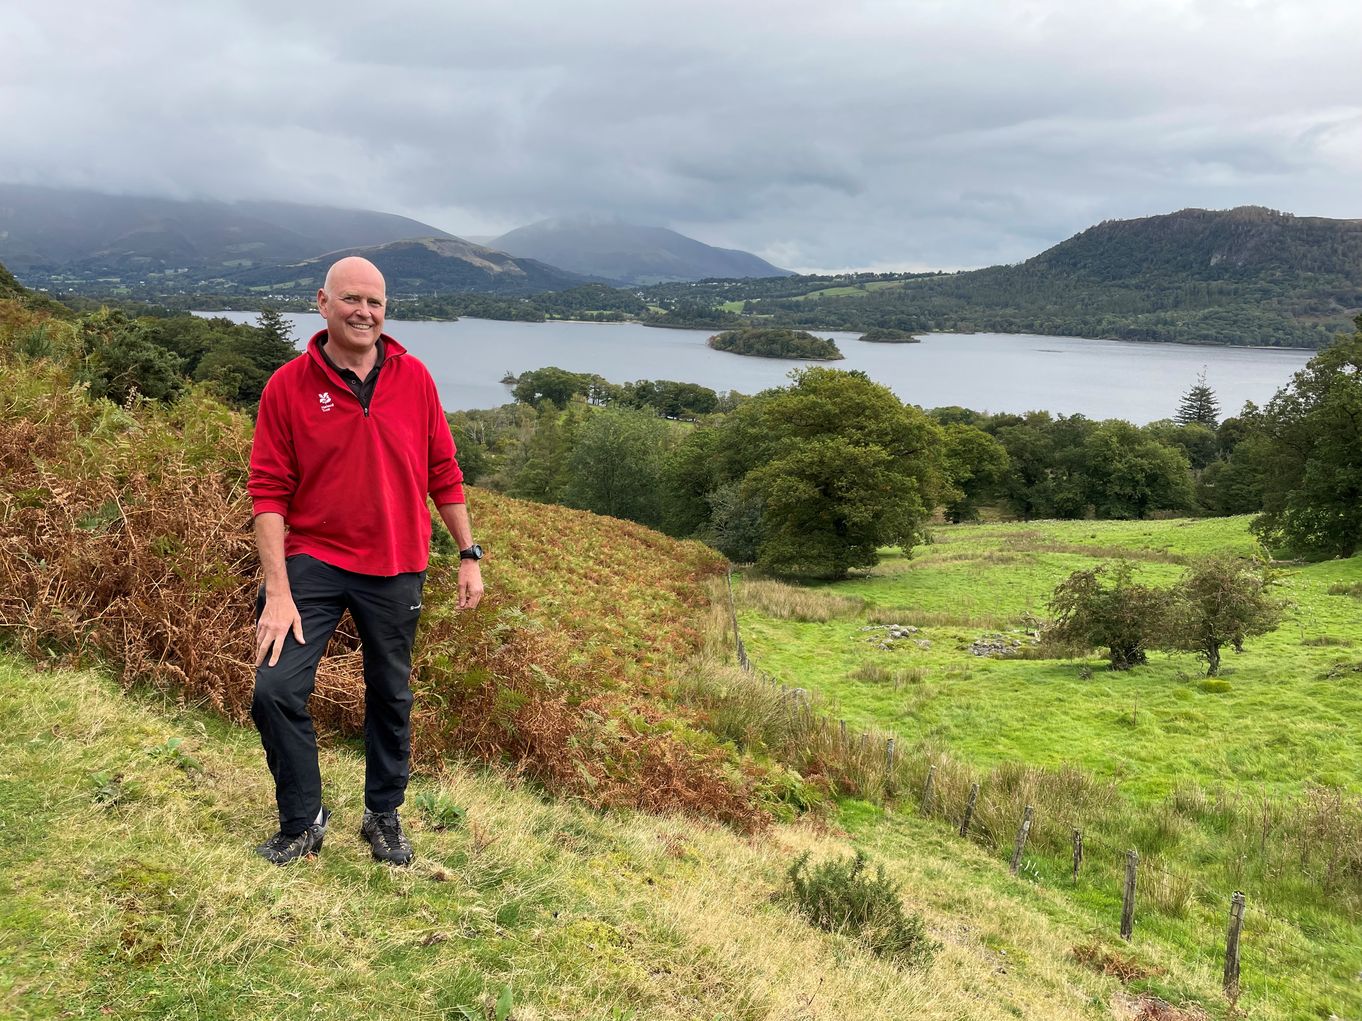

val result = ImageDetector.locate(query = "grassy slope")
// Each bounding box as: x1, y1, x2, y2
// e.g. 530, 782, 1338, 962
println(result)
2, 656, 1164, 1021
736, 516, 1362, 1019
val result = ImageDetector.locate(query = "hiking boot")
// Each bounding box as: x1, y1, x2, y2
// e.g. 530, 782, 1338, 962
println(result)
360, 808, 414, 865
256, 807, 329, 865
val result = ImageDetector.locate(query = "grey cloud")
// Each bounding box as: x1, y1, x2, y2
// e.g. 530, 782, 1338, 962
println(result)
5, 0, 1361, 270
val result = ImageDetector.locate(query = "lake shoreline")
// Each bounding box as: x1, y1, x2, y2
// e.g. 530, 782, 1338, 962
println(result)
199, 312, 1314, 422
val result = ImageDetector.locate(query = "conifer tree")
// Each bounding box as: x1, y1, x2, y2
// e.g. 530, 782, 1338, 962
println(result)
1175, 369, 1220, 428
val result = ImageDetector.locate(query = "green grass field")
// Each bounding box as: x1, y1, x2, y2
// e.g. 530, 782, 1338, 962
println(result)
791, 281, 907, 302
736, 516, 1362, 1019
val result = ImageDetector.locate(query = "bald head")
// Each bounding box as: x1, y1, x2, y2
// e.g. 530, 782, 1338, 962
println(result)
317, 256, 387, 360
322, 256, 386, 297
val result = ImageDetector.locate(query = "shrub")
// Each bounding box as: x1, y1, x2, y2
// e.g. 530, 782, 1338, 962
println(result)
780, 850, 938, 967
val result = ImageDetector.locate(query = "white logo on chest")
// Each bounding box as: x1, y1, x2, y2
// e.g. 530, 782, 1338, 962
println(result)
319, 391, 334, 412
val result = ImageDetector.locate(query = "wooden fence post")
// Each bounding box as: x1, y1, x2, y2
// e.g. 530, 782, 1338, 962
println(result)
921, 765, 937, 816
1120, 850, 1139, 941
1071, 829, 1083, 881
959, 782, 979, 837
726, 570, 750, 671
884, 737, 896, 772
838, 719, 847, 747
1224, 891, 1245, 998
1009, 806, 1033, 875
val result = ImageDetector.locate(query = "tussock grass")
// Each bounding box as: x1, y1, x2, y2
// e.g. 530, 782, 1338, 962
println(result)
736, 577, 866, 621
1302, 635, 1352, 647
1327, 581, 1362, 598
850, 662, 928, 687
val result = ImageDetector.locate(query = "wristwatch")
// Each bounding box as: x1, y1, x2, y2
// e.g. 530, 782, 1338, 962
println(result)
458, 543, 484, 561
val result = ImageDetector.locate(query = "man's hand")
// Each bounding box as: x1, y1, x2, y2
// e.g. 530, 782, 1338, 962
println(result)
256, 593, 305, 667
457, 560, 484, 610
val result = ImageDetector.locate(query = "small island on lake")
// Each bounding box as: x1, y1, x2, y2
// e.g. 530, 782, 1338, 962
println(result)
858, 327, 921, 343
707, 327, 844, 360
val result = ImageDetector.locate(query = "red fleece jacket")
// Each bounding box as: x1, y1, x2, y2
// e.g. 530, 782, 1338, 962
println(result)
248, 331, 465, 576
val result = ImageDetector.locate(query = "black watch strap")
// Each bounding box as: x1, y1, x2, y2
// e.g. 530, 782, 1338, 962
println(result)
458, 543, 484, 561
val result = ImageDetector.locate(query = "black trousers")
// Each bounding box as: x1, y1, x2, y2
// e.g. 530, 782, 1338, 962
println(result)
251, 554, 425, 835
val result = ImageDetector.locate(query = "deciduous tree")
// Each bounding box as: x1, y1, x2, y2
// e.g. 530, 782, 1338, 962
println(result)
1047, 560, 1169, 670
1251, 317, 1362, 558
1167, 556, 1283, 676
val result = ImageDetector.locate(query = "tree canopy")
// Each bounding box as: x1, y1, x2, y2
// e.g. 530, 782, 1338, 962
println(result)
1250, 316, 1362, 558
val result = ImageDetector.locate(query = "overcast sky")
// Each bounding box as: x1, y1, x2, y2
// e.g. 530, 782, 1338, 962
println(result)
5, 0, 1360, 273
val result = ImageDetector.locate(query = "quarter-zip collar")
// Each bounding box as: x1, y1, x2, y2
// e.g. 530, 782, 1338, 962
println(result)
305, 329, 406, 415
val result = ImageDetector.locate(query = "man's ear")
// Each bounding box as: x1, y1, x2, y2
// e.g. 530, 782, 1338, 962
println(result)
316, 288, 328, 314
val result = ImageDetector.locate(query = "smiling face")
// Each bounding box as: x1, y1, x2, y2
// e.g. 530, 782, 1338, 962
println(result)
317, 257, 386, 360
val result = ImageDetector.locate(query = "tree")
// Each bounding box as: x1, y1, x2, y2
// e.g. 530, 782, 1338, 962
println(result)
939, 423, 1009, 523
992, 412, 1093, 520
1251, 317, 1362, 558
744, 436, 926, 579
563, 406, 670, 525
1175, 369, 1220, 427
512, 366, 603, 408
704, 480, 764, 563
1047, 560, 1170, 670
508, 400, 582, 505
714, 368, 945, 577
658, 427, 726, 538
1167, 556, 1283, 676
1144, 419, 1218, 472
1078, 421, 1194, 519
256, 307, 296, 349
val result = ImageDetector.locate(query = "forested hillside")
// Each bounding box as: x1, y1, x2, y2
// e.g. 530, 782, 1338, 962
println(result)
645, 206, 1362, 347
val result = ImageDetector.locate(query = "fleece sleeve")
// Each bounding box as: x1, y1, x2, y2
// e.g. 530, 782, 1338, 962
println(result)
247, 375, 299, 518
426, 372, 465, 506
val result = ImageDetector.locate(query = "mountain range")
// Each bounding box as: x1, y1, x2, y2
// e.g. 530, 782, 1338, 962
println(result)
0, 186, 786, 295
488, 216, 790, 284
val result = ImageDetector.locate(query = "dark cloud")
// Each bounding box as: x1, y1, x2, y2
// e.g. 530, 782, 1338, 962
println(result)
5, 0, 1360, 271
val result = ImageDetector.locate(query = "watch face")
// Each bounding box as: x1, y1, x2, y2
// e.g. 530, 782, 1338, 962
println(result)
461, 543, 484, 560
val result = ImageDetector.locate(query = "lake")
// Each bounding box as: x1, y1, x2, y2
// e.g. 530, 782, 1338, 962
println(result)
205, 312, 1314, 424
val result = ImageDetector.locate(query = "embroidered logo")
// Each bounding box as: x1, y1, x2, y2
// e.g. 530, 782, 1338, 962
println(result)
319, 391, 334, 412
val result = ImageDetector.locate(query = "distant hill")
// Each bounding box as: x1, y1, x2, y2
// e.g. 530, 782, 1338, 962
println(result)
0, 184, 461, 294
1029, 205, 1362, 282
489, 216, 791, 285
232, 236, 590, 296
647, 206, 1362, 348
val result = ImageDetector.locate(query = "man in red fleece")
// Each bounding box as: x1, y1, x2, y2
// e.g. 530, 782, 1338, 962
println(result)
247, 256, 484, 866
